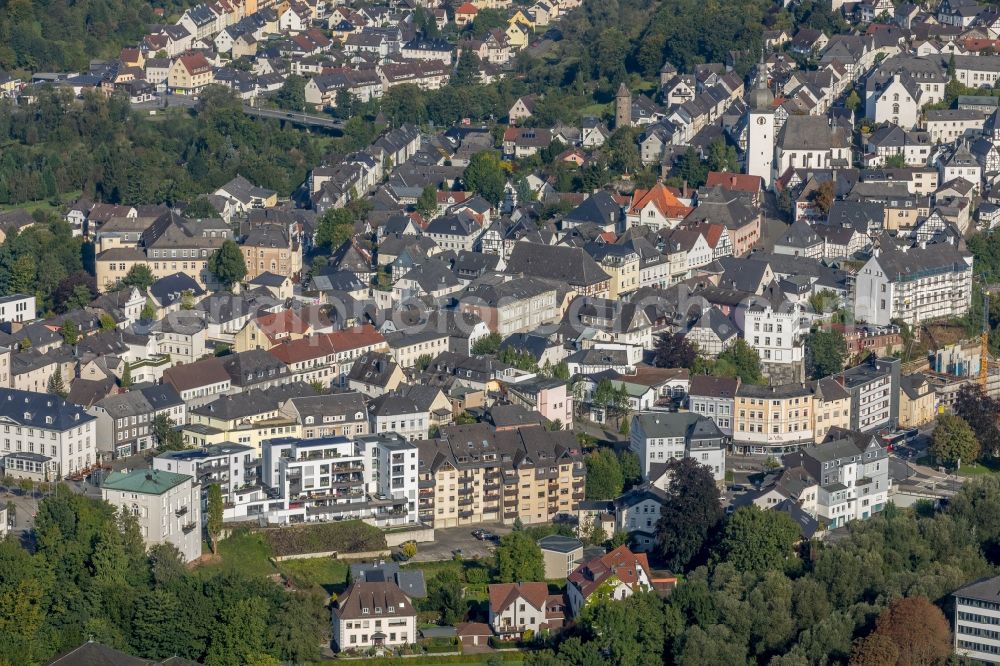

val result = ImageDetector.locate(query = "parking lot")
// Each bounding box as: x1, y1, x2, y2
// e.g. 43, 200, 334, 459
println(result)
408, 523, 512, 563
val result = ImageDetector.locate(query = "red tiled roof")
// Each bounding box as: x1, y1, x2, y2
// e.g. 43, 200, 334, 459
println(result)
254, 310, 311, 341
488, 582, 549, 614
567, 545, 651, 600
629, 183, 693, 219
178, 52, 212, 75
269, 335, 334, 365
323, 324, 386, 352
456, 2, 479, 14
705, 172, 763, 194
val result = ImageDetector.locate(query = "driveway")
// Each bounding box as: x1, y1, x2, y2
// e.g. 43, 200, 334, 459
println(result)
407, 523, 512, 563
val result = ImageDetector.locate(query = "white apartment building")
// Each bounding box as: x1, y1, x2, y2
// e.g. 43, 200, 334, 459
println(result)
0, 294, 34, 324
629, 412, 728, 482
840, 356, 901, 433
153, 442, 257, 515
256, 434, 417, 525
924, 108, 989, 143
954, 575, 1000, 663
101, 468, 203, 563
0, 389, 97, 479
735, 290, 807, 366
853, 236, 973, 328
687, 375, 739, 437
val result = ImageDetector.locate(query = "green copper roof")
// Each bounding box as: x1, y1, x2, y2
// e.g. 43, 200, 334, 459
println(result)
102, 469, 191, 495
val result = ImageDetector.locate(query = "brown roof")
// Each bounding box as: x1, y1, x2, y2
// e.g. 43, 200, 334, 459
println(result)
269, 335, 335, 365
177, 52, 212, 75
488, 582, 548, 614
456, 621, 491, 637
567, 545, 651, 600
162, 357, 230, 392
629, 183, 693, 219
324, 324, 386, 352
705, 172, 763, 194
334, 581, 416, 621
689, 374, 739, 398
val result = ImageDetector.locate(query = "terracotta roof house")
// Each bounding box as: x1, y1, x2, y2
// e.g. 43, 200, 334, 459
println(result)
566, 545, 653, 617
332, 580, 416, 652
488, 582, 565, 638
626, 183, 694, 230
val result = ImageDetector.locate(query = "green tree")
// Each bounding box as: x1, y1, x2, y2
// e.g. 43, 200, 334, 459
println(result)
845, 89, 861, 112
315, 208, 355, 250
713, 506, 800, 573
495, 531, 545, 582
208, 240, 248, 290
141, 297, 156, 321
46, 367, 67, 398
931, 414, 980, 468
416, 184, 438, 217
121, 264, 155, 290
471, 331, 502, 355
120, 361, 132, 388
463, 151, 507, 206
60, 319, 79, 345
425, 569, 464, 625
152, 413, 184, 452
804, 329, 848, 379
415, 353, 433, 371
585, 448, 624, 500
99, 313, 117, 330
716, 339, 763, 384
204, 597, 272, 666
605, 127, 640, 175
206, 483, 223, 555
184, 196, 220, 219
655, 457, 723, 571
453, 48, 481, 87
274, 74, 307, 112
619, 450, 642, 490
180, 289, 195, 310
883, 152, 907, 169
706, 139, 738, 173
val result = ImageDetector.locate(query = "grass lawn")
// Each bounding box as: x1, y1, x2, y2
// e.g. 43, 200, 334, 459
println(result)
956, 459, 1000, 477
0, 190, 82, 215
196, 531, 349, 594
577, 102, 609, 117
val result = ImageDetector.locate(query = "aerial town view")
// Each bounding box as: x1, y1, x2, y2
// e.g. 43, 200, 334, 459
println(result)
8, 0, 1000, 663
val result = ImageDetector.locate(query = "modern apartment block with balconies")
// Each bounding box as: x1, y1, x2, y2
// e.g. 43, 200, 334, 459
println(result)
254, 434, 418, 526
416, 423, 585, 529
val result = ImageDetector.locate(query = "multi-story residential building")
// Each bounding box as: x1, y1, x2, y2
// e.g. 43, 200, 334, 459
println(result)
459, 277, 560, 336
503, 377, 574, 430
505, 244, 611, 298
838, 355, 900, 433
954, 574, 1000, 663
256, 434, 417, 525
732, 382, 816, 456
488, 582, 563, 639
629, 412, 728, 482
153, 442, 257, 516
783, 429, 891, 527
853, 235, 973, 327
614, 484, 668, 552
347, 352, 407, 397
101, 468, 202, 562
734, 285, 808, 382
416, 423, 585, 528
88, 385, 186, 459
279, 393, 370, 439
270, 326, 389, 388
162, 357, 234, 407
924, 108, 989, 144
566, 546, 653, 617
687, 375, 739, 436
811, 376, 852, 443
167, 52, 214, 95
367, 392, 429, 441
899, 373, 936, 428
585, 243, 640, 299
240, 225, 302, 281
0, 294, 34, 323
0, 389, 97, 479
332, 580, 416, 652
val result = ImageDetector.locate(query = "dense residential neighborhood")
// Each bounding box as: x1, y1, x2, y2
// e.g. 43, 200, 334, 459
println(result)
8, 0, 1000, 663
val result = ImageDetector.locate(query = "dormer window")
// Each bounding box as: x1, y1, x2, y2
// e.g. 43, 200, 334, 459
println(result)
362, 608, 369, 615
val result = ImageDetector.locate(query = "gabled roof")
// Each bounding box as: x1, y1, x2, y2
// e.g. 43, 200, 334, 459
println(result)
567, 545, 650, 600
488, 582, 548, 613
629, 183, 693, 219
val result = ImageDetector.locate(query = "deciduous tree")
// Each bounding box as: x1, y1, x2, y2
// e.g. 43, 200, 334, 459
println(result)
804, 329, 848, 379
653, 332, 697, 369
208, 240, 247, 290
495, 531, 544, 583
206, 484, 223, 555
584, 448, 624, 500
655, 457, 723, 571
931, 414, 980, 468
713, 506, 800, 573
463, 151, 507, 206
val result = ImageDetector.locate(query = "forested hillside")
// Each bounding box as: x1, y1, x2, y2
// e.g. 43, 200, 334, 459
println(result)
0, 0, 155, 72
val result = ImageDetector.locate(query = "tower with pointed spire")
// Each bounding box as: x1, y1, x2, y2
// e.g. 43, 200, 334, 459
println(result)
746, 58, 775, 188
615, 83, 632, 130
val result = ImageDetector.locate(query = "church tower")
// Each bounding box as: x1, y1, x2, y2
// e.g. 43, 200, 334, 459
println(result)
615, 83, 632, 130
746, 61, 775, 188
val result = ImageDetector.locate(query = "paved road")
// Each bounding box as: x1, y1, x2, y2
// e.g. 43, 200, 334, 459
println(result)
132, 96, 343, 131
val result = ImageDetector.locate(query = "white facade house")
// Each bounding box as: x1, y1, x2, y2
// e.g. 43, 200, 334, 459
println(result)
0, 294, 34, 324
153, 442, 256, 516
101, 468, 203, 563
629, 412, 727, 482
488, 582, 551, 638
853, 236, 973, 327
332, 581, 417, 652
865, 74, 921, 129
734, 290, 808, 368
775, 115, 852, 175
0, 389, 98, 479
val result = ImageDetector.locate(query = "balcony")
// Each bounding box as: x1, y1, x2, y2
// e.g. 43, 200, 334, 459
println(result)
175, 506, 188, 517
458, 497, 474, 507
182, 522, 197, 534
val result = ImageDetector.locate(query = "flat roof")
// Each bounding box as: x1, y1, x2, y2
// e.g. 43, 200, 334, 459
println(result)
102, 468, 192, 495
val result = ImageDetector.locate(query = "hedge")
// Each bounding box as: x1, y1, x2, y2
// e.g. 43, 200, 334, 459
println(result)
263, 520, 387, 557
337, 653, 526, 665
